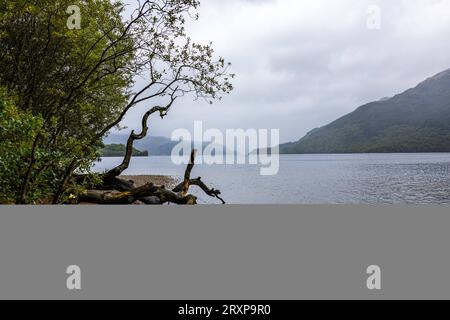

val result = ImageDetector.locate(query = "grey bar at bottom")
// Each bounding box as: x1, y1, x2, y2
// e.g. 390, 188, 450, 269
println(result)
0, 205, 448, 300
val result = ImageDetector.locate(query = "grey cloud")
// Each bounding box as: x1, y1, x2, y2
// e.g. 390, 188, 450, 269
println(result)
120, 0, 450, 143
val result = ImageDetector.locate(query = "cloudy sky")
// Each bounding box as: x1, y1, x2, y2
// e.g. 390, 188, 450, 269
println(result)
120, 0, 450, 143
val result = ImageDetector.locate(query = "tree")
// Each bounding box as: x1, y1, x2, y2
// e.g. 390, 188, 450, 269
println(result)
0, 0, 233, 204
0, 87, 45, 203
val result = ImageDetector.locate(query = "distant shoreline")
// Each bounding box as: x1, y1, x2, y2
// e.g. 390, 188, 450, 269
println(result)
279, 151, 450, 155
252, 150, 450, 156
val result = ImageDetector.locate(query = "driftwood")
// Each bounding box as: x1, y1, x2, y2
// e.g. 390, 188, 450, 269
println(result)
172, 177, 225, 204
171, 149, 225, 204
80, 183, 198, 205
79, 149, 224, 205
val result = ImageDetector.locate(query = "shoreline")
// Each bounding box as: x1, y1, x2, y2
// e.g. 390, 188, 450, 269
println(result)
119, 175, 178, 189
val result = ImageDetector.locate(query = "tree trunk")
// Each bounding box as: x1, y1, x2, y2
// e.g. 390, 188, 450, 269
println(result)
79, 150, 225, 205
80, 183, 197, 205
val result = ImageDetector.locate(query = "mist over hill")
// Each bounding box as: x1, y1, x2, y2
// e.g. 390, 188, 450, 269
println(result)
280, 69, 450, 154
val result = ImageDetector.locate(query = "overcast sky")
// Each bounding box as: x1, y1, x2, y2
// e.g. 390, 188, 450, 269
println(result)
120, 0, 450, 143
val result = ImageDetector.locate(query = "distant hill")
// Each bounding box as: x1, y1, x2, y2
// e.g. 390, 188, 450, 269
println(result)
280, 69, 450, 154
100, 144, 148, 157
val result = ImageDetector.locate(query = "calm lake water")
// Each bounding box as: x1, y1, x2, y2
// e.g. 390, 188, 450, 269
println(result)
93, 154, 450, 204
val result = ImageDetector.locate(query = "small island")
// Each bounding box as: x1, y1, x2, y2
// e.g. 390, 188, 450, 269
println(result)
100, 144, 149, 158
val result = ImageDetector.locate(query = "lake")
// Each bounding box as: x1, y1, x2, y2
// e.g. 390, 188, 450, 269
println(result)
93, 153, 450, 204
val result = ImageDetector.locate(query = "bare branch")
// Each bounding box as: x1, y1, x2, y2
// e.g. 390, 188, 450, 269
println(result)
104, 94, 177, 180
172, 149, 226, 204
179, 149, 197, 197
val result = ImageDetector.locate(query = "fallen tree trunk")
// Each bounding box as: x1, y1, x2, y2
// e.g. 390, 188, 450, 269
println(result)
80, 183, 197, 205
79, 150, 225, 205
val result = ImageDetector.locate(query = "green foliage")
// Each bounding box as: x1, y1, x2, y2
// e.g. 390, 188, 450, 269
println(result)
0, 1, 233, 203
100, 144, 149, 157
0, 0, 132, 203
0, 88, 44, 203
0, 87, 104, 203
